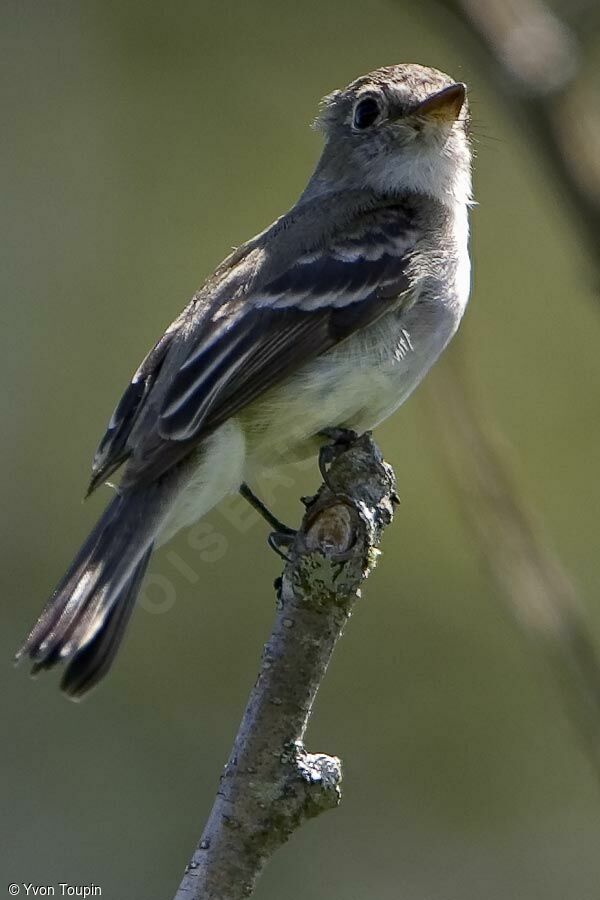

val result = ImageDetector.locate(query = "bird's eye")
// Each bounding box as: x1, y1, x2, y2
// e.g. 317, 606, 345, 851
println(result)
352, 96, 381, 130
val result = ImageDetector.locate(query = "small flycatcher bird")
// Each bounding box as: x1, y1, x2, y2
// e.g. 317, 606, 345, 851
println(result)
17, 63, 473, 697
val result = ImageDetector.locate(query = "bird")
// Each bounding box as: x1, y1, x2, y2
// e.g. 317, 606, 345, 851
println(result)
16, 63, 473, 698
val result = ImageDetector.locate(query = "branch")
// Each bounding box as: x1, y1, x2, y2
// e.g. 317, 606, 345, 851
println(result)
425, 354, 600, 779
173, 433, 397, 900
421, 0, 600, 776
434, 0, 600, 273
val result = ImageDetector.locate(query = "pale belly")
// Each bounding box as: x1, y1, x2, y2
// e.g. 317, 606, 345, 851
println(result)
242, 299, 459, 474
160, 298, 461, 542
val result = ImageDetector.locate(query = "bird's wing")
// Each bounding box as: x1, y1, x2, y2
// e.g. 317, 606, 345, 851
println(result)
159, 207, 417, 441
88, 312, 187, 494
92, 203, 419, 489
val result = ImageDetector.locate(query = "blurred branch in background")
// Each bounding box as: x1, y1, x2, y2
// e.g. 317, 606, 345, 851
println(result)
427, 356, 600, 779
174, 435, 396, 900
434, 0, 600, 272
423, 0, 600, 775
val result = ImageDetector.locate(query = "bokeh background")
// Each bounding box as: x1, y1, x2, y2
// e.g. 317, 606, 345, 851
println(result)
3, 2, 600, 898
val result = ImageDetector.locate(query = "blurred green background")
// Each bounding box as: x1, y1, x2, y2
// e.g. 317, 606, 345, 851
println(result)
3, 1, 600, 898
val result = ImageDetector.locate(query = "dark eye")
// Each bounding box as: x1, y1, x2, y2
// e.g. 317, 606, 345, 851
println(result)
353, 96, 381, 130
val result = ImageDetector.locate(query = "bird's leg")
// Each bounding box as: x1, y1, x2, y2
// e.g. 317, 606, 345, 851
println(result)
239, 482, 296, 560
241, 429, 360, 560
239, 482, 294, 534
318, 427, 360, 488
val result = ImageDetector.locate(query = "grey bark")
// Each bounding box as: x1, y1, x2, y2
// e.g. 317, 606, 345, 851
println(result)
173, 433, 397, 900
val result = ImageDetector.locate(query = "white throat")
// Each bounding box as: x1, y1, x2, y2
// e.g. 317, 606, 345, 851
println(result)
365, 140, 473, 209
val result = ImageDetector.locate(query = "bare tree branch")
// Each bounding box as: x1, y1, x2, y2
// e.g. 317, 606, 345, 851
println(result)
416, 0, 600, 777
174, 434, 397, 900
426, 356, 600, 778
174, 6, 600, 890
435, 0, 600, 271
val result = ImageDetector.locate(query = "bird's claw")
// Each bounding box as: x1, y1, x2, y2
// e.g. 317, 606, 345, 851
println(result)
318, 427, 361, 488
268, 528, 296, 561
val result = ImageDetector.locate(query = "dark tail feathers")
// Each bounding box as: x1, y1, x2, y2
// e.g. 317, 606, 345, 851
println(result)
17, 488, 161, 698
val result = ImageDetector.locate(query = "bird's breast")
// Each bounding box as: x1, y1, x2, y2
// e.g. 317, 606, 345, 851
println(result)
242, 294, 459, 475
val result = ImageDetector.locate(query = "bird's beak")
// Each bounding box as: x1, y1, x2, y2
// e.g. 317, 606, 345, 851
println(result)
414, 83, 466, 123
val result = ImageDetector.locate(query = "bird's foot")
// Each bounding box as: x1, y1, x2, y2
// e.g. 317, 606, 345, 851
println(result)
318, 427, 361, 489
267, 527, 296, 562
239, 482, 297, 558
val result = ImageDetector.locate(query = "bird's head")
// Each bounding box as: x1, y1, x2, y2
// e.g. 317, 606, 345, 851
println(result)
310, 63, 472, 208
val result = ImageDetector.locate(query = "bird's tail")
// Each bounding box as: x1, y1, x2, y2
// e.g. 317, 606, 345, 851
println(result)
16, 485, 168, 698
